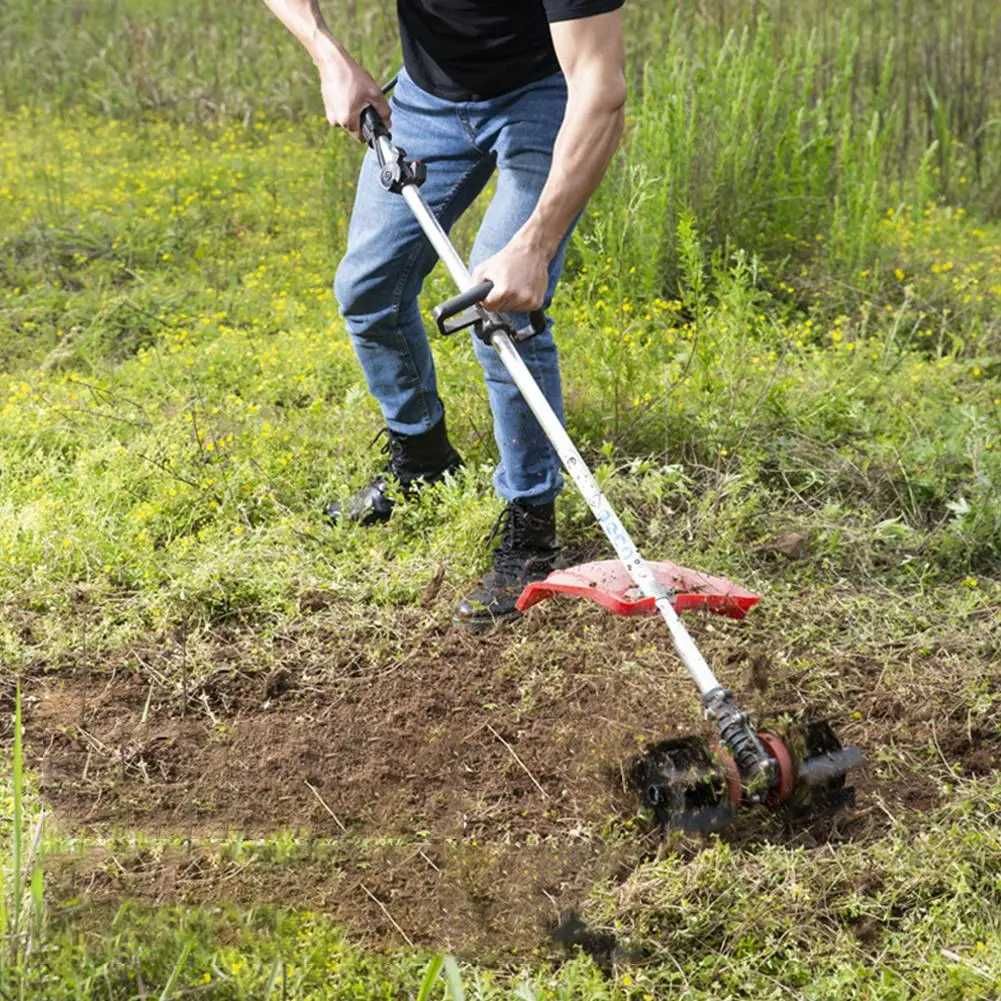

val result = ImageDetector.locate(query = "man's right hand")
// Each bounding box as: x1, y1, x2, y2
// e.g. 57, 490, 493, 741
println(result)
317, 55, 391, 142
262, 0, 390, 142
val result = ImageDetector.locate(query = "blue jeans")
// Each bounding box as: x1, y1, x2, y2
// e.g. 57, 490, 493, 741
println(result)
334, 67, 572, 506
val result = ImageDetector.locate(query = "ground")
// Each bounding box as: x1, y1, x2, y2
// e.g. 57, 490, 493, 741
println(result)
15, 581, 1001, 974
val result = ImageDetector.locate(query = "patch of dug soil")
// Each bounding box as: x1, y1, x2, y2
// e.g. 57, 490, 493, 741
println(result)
29, 619, 695, 842
26, 612, 716, 952
18, 607, 936, 952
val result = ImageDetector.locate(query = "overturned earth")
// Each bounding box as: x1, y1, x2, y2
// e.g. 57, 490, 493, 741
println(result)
13, 593, 995, 957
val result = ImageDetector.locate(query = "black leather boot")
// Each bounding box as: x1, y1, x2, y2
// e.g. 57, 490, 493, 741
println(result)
325, 415, 462, 526
454, 500, 560, 628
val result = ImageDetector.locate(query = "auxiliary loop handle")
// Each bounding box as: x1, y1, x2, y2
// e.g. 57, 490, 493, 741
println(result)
433, 281, 547, 339
433, 281, 495, 324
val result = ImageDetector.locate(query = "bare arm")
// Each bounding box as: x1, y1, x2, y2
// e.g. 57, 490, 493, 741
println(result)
262, 0, 390, 140
476, 10, 626, 311
522, 12, 626, 265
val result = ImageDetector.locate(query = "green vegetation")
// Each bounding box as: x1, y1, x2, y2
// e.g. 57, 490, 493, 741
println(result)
1, 0, 999, 997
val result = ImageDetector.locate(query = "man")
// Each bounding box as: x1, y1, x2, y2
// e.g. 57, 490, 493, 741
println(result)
264, 0, 626, 627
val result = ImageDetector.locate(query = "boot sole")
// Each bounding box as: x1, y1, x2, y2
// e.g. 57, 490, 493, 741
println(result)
452, 608, 522, 634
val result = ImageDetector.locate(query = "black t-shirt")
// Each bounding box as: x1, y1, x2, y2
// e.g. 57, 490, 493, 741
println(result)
397, 0, 624, 101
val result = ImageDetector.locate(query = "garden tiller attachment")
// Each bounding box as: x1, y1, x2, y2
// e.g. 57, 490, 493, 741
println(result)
359, 106, 862, 831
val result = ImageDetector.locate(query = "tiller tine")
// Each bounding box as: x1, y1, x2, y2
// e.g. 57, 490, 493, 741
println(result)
765, 717, 863, 815
630, 736, 740, 834
632, 718, 862, 832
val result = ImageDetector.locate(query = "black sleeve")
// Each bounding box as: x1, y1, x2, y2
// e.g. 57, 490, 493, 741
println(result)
543, 0, 624, 24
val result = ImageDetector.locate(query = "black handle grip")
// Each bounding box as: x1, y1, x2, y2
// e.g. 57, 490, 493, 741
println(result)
433, 281, 495, 325
433, 281, 547, 339
527, 309, 546, 336
360, 105, 389, 146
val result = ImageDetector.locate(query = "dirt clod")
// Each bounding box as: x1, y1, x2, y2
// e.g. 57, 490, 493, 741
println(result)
758, 532, 810, 560
263, 667, 293, 700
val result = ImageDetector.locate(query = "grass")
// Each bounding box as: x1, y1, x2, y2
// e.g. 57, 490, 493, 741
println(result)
2, 789, 999, 997
0, 116, 996, 663
2, 686, 47, 993
1, 0, 1000, 997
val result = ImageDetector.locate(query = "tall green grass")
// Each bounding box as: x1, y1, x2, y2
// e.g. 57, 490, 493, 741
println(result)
0, 0, 399, 124
1, 0, 997, 306
417, 954, 466, 1001
577, 8, 1000, 298
1, 686, 46, 994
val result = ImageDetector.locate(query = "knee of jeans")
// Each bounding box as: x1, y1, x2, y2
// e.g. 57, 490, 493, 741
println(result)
333, 257, 362, 321
334, 254, 391, 328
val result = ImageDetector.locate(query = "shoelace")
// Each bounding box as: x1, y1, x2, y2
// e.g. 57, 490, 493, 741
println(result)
486, 504, 551, 575
368, 427, 405, 470
486, 504, 514, 547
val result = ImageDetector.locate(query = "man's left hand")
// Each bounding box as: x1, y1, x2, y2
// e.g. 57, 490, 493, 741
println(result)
473, 238, 549, 313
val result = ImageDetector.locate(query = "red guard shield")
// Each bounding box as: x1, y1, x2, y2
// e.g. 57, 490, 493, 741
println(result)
516, 559, 760, 619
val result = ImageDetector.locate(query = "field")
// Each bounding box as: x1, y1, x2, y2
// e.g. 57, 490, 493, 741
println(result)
1, 0, 1000, 997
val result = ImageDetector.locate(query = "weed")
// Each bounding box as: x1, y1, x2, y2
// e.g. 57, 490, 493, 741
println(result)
1, 686, 46, 994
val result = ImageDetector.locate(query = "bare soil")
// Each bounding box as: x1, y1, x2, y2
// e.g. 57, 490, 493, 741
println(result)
17, 602, 998, 954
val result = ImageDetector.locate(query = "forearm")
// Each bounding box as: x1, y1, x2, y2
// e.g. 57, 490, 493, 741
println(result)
262, 0, 345, 69
517, 77, 626, 261
262, 0, 390, 138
